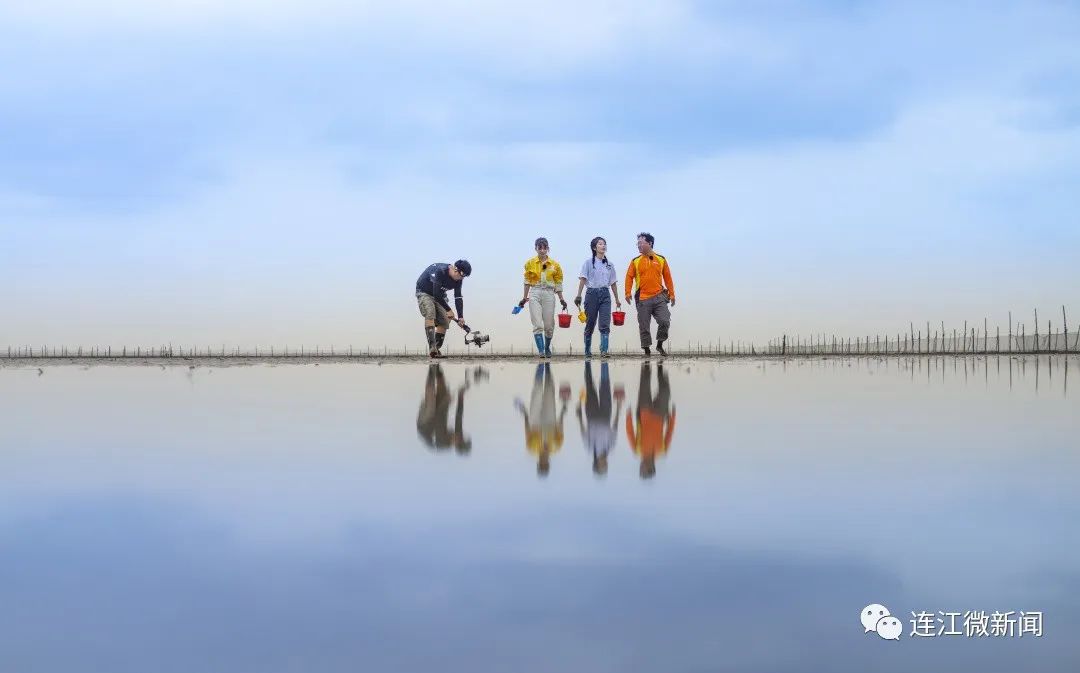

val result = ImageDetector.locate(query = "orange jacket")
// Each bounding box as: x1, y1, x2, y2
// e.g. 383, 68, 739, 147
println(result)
626, 408, 676, 459
625, 253, 674, 302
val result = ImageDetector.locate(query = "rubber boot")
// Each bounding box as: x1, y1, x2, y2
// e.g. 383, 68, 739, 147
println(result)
584, 335, 593, 358
534, 334, 546, 355
426, 327, 440, 358
600, 333, 609, 357
656, 340, 667, 356
544, 336, 553, 358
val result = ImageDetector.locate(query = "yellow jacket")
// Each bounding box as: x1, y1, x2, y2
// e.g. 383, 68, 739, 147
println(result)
526, 428, 564, 455
524, 256, 564, 291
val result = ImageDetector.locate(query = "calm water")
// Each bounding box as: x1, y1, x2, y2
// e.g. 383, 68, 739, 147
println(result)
1, 356, 1077, 672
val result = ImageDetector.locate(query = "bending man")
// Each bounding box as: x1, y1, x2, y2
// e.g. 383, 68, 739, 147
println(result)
415, 259, 472, 358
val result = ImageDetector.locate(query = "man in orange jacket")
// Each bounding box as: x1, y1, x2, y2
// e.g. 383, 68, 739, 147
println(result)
624, 232, 675, 356
626, 362, 676, 479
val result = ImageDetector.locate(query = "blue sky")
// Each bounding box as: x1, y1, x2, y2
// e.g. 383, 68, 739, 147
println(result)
2, 0, 1078, 350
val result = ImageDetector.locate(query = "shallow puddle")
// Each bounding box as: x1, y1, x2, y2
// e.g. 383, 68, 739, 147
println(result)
1, 356, 1077, 672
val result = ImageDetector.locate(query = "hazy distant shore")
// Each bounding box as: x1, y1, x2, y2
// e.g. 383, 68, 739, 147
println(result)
2, 352, 1076, 369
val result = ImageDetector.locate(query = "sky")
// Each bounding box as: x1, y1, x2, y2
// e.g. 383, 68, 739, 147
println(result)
1, 0, 1078, 352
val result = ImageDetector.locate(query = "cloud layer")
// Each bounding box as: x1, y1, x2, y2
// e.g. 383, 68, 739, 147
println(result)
1, 1, 1078, 348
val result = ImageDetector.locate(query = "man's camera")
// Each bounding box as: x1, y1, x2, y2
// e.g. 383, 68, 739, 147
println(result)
465, 330, 490, 348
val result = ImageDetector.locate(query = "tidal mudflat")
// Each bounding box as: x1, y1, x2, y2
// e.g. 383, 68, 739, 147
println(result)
1, 356, 1076, 672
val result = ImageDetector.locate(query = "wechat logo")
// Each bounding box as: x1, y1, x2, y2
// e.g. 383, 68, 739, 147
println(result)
862, 604, 902, 641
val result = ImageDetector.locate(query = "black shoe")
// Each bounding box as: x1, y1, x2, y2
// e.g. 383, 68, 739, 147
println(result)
657, 342, 667, 356
643, 347, 651, 356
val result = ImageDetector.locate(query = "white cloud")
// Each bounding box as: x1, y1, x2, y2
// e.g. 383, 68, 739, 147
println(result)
3, 1, 1079, 348
0, 0, 699, 70
3, 92, 1077, 348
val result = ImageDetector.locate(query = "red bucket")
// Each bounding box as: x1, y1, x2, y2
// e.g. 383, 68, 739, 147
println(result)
612, 311, 626, 326
558, 312, 572, 328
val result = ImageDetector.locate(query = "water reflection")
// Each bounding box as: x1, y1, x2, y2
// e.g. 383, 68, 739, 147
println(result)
899, 354, 1070, 397
412, 356, 1072, 478
416, 364, 474, 454
2, 357, 1077, 673
780, 354, 1072, 398
418, 361, 684, 479
627, 362, 677, 480
514, 363, 569, 477
574, 362, 625, 477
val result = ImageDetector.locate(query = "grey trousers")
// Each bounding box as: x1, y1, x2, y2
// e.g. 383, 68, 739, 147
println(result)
636, 291, 671, 348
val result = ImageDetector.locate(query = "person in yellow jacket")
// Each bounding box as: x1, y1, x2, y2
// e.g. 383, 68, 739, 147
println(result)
624, 232, 675, 356
514, 363, 568, 477
518, 237, 568, 357
626, 362, 676, 479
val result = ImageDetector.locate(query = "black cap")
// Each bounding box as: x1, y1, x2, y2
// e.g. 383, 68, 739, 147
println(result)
454, 259, 472, 277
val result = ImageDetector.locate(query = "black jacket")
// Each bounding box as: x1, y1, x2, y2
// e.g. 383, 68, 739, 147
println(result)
415, 263, 464, 317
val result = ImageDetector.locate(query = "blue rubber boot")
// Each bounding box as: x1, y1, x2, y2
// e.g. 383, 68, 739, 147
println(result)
584, 335, 592, 358
533, 334, 546, 355
544, 336, 553, 358
600, 333, 609, 357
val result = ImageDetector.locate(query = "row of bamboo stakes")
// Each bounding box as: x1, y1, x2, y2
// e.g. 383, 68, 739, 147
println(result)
3, 307, 1076, 359
770, 307, 1075, 356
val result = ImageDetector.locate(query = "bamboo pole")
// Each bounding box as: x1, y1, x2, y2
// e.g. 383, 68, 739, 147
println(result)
1034, 309, 1039, 353
1065, 306, 1070, 353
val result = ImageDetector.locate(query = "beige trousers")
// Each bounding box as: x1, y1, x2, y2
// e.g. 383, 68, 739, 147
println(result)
528, 286, 557, 338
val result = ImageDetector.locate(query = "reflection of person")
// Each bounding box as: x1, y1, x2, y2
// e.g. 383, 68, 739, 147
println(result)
515, 363, 568, 476
576, 361, 624, 476
573, 236, 622, 358
415, 259, 472, 358
518, 237, 568, 357
625, 232, 675, 356
416, 364, 472, 454
626, 362, 676, 479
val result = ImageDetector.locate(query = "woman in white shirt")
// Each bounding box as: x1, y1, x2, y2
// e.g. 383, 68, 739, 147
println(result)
576, 361, 623, 476
573, 237, 622, 357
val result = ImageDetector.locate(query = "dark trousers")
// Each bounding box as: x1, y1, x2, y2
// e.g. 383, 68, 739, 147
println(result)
637, 362, 671, 416
584, 361, 612, 421
636, 291, 671, 348
584, 287, 611, 337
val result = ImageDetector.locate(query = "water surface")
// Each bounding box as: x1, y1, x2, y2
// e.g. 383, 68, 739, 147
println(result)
1, 356, 1077, 672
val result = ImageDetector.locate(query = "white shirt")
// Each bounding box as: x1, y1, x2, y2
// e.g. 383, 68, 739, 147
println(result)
578, 258, 617, 289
